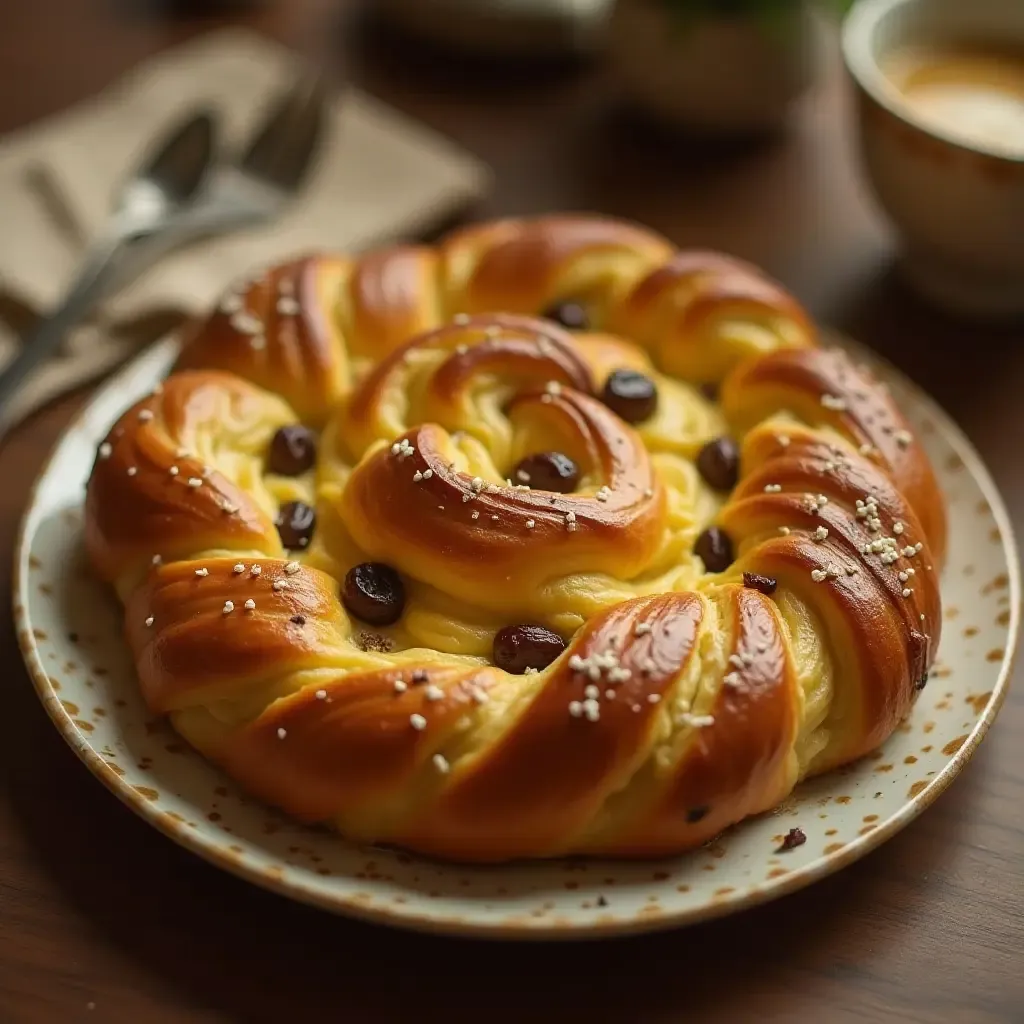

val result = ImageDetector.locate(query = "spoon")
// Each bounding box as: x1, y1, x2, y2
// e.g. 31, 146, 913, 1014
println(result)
0, 109, 217, 410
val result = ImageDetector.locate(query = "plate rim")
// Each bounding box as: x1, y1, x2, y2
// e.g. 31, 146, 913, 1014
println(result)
12, 335, 1021, 940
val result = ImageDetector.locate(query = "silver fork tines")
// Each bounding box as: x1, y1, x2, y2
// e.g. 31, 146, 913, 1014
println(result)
0, 72, 331, 427
239, 73, 329, 194
79, 72, 331, 296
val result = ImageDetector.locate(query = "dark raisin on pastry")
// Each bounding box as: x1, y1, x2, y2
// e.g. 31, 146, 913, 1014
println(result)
696, 436, 740, 492
694, 526, 734, 573
275, 501, 316, 549
493, 624, 566, 674
542, 300, 589, 331
343, 563, 406, 626
743, 572, 778, 596
268, 425, 317, 476
511, 452, 580, 493
601, 369, 658, 424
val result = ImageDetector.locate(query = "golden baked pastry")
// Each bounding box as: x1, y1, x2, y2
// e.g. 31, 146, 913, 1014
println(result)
85, 214, 946, 862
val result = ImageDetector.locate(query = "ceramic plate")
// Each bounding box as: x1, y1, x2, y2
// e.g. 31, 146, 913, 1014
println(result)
14, 334, 1019, 939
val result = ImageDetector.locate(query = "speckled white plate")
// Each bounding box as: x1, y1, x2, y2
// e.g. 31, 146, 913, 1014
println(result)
13, 334, 1019, 940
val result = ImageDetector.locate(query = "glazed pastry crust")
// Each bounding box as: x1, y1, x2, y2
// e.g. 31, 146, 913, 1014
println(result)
86, 214, 945, 861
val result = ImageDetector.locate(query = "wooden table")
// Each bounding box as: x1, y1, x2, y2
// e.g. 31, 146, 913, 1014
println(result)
0, 3, 1021, 1022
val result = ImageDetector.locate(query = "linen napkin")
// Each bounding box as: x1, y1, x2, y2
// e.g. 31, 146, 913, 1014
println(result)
0, 28, 490, 433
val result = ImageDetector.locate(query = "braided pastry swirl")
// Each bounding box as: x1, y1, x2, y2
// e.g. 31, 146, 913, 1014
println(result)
85, 215, 945, 861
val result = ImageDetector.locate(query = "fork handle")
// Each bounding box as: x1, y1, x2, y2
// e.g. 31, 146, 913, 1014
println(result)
0, 233, 125, 411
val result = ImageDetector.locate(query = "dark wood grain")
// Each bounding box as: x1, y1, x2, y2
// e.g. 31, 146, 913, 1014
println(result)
0, 3, 1021, 1022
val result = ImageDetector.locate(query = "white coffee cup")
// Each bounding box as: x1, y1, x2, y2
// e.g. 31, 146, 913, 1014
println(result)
843, 0, 1024, 320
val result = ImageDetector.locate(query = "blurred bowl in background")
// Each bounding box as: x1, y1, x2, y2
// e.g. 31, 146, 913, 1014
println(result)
843, 0, 1024, 321
376, 0, 610, 58
606, 0, 820, 135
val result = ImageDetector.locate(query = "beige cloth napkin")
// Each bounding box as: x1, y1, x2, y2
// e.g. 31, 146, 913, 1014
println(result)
0, 28, 490, 433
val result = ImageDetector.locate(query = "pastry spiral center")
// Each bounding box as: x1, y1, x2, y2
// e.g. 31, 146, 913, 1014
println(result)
319, 314, 713, 652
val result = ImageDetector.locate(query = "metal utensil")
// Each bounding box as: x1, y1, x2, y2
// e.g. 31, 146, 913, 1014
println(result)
0, 110, 217, 410
80, 71, 331, 308
142, 72, 331, 249
0, 73, 329, 420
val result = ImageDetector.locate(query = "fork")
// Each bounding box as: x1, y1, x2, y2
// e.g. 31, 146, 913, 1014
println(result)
129, 72, 330, 267
0, 110, 216, 412
0, 73, 329, 415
